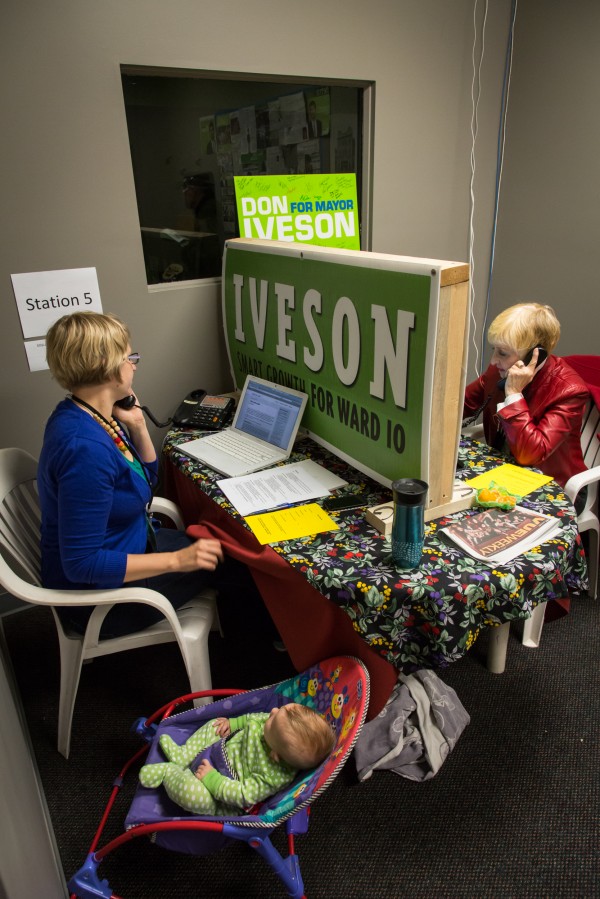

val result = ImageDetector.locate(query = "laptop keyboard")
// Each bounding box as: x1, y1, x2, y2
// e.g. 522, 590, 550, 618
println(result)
209, 431, 274, 463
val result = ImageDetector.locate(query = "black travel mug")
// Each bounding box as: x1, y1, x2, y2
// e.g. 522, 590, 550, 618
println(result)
391, 478, 429, 569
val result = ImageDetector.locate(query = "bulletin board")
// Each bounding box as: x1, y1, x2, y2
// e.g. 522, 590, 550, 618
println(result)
222, 238, 469, 511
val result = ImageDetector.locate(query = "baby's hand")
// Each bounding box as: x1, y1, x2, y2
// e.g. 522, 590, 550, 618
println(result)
213, 717, 231, 738
195, 760, 213, 780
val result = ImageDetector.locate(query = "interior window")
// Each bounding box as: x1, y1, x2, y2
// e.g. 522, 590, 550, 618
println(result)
120, 68, 370, 286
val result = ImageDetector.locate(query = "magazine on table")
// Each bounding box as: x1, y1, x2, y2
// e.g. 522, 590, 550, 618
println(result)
441, 505, 561, 565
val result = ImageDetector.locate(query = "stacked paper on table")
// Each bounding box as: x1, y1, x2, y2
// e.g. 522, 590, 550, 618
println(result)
441, 505, 561, 565
217, 459, 348, 517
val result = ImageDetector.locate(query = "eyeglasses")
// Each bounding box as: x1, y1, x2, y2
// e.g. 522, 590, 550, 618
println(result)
126, 352, 141, 365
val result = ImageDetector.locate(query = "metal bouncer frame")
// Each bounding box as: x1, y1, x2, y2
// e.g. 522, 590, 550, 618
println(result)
67, 688, 312, 899
67, 656, 370, 899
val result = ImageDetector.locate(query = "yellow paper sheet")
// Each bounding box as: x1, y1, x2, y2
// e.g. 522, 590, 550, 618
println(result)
466, 462, 553, 496
245, 503, 339, 545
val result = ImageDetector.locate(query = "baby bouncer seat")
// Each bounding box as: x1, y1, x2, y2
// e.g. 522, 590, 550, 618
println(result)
68, 655, 369, 899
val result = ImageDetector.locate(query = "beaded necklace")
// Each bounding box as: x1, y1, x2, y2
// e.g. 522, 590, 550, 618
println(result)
70, 395, 158, 550
71, 395, 133, 459
70, 394, 156, 491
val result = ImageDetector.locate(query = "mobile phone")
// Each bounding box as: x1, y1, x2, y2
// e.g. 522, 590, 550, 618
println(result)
323, 493, 371, 512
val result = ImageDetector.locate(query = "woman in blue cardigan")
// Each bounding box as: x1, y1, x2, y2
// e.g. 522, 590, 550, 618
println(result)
38, 311, 225, 638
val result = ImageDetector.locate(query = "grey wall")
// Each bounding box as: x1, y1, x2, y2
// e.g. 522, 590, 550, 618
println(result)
484, 0, 600, 360
0, 630, 67, 898
1, 0, 512, 458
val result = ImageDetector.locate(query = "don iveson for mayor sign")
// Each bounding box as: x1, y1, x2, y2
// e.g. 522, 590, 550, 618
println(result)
234, 174, 360, 251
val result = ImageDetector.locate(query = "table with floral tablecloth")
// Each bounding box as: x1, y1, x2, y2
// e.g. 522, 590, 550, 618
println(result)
162, 431, 587, 679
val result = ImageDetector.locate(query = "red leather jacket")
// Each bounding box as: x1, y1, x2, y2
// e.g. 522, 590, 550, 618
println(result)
463, 355, 589, 488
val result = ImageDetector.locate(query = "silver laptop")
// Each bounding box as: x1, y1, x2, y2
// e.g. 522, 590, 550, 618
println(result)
178, 375, 308, 477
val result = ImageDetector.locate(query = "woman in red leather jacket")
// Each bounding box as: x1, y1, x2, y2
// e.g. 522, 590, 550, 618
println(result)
463, 303, 588, 490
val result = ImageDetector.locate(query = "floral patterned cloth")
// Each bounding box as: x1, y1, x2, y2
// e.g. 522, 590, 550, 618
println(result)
164, 432, 587, 674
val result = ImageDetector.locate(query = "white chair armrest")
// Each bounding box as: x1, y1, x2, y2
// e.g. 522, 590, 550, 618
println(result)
150, 496, 185, 530
2, 570, 185, 645
82, 586, 184, 648
564, 465, 600, 509
1, 573, 179, 620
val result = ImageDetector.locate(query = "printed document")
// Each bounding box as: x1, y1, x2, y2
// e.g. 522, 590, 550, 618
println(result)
217, 459, 348, 517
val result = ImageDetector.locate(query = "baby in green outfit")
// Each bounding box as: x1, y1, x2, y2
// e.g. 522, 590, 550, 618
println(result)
139, 702, 335, 815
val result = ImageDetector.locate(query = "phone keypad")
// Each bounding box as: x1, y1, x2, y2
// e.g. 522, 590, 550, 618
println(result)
190, 407, 225, 429
186, 396, 234, 430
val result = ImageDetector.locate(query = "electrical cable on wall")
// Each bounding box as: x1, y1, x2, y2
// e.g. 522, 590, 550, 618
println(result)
468, 0, 518, 378
479, 0, 518, 367
467, 0, 488, 378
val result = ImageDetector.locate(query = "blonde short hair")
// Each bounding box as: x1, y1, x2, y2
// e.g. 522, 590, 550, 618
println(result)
487, 303, 560, 355
278, 703, 336, 769
45, 312, 131, 390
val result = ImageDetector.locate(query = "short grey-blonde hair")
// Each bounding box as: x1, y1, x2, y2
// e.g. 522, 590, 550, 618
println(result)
45, 312, 130, 390
487, 303, 560, 355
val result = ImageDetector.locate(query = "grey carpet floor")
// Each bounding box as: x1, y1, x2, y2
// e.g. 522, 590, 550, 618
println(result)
4, 593, 599, 899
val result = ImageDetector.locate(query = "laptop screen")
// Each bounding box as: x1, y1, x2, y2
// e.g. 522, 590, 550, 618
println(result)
235, 377, 306, 451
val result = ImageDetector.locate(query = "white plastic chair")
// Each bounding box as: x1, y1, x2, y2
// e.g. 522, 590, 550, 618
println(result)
564, 399, 600, 600
520, 399, 600, 651
0, 447, 216, 758
462, 402, 600, 671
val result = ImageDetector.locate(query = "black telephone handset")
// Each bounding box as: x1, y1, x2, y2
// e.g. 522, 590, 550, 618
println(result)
114, 394, 172, 428
115, 395, 137, 411
497, 345, 548, 390
113, 390, 235, 429
171, 390, 235, 429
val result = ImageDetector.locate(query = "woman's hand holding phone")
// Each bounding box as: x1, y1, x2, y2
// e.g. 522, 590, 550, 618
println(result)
504, 347, 545, 396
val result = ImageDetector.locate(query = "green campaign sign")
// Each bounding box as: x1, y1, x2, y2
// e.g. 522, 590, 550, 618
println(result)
233, 174, 360, 250
222, 239, 441, 487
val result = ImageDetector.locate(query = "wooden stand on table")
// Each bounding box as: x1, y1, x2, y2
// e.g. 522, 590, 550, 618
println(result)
424, 260, 470, 518
366, 482, 475, 535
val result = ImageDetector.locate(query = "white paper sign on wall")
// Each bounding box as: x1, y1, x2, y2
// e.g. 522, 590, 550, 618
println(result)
23, 339, 50, 372
11, 267, 103, 339
11, 267, 103, 372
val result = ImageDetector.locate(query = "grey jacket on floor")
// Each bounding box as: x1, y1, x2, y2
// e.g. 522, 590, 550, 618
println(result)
354, 670, 470, 782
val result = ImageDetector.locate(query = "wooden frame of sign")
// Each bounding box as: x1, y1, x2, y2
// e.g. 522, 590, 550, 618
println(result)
426, 260, 471, 518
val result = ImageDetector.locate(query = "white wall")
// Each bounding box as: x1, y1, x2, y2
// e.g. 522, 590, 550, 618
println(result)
1, 0, 512, 457
483, 0, 600, 360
